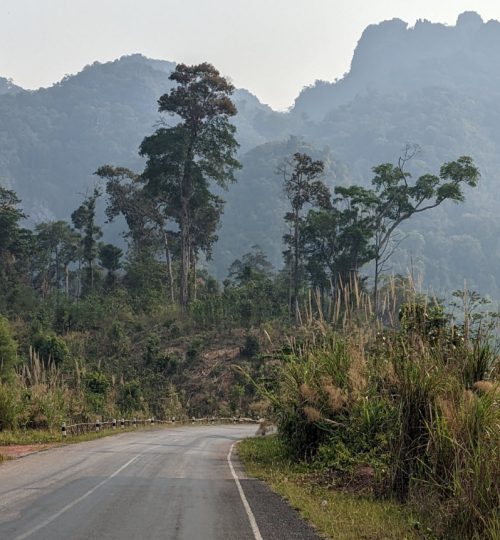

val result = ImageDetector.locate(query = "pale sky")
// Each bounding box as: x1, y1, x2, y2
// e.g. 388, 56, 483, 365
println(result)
1, 0, 499, 110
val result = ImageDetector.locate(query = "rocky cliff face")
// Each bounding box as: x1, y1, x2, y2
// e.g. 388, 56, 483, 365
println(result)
292, 12, 500, 120
2, 12, 500, 296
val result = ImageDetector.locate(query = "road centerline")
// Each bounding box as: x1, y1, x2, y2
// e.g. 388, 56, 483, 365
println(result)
12, 454, 140, 540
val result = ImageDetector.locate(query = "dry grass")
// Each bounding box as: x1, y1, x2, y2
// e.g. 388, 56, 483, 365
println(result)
239, 436, 423, 540
266, 277, 500, 539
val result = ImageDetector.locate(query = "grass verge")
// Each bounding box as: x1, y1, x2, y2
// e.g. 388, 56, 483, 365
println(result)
238, 436, 426, 540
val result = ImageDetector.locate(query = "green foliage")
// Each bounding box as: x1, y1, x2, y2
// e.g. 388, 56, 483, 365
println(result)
0, 316, 18, 381
34, 220, 79, 296
0, 45, 498, 297
186, 339, 202, 363
118, 381, 143, 414
241, 334, 260, 358
0, 186, 25, 254
33, 332, 69, 366
281, 152, 329, 317
85, 371, 110, 395
71, 187, 103, 295
83, 371, 110, 414
268, 288, 499, 539
99, 243, 123, 291
0, 383, 22, 429
138, 62, 241, 308
295, 153, 480, 305
0, 47, 496, 537
239, 436, 422, 540
23, 386, 68, 430
0, 186, 32, 313
67, 293, 107, 331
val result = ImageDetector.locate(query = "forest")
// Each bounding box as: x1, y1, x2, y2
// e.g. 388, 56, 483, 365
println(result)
2, 13, 500, 295
0, 11, 499, 540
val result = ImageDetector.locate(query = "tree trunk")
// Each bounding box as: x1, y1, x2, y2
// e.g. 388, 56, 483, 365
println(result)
292, 208, 299, 322
374, 254, 380, 315
163, 231, 175, 304
89, 257, 94, 292
179, 144, 194, 311
77, 259, 81, 300
65, 264, 69, 296
179, 196, 190, 310
192, 252, 197, 302
55, 248, 60, 290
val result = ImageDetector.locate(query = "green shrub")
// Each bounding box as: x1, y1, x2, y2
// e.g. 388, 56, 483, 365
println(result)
24, 385, 67, 430
0, 383, 22, 429
269, 295, 499, 539
33, 332, 69, 366
118, 381, 143, 414
186, 339, 202, 363
241, 334, 260, 358
0, 316, 18, 381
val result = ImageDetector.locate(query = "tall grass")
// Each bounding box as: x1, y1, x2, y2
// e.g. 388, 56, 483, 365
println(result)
270, 277, 499, 539
0, 348, 70, 431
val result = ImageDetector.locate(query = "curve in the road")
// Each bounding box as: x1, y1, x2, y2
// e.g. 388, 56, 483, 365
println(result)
0, 425, 320, 540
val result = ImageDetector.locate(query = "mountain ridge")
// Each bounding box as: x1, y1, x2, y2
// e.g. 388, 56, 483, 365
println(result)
292, 11, 500, 120
2, 11, 500, 296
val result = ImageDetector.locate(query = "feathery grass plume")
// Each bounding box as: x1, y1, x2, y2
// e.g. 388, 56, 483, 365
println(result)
303, 406, 321, 423
473, 380, 499, 395
322, 383, 347, 413
347, 354, 368, 398
269, 276, 499, 538
300, 383, 319, 404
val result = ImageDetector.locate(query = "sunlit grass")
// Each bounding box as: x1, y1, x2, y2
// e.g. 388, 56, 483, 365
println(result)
239, 436, 425, 540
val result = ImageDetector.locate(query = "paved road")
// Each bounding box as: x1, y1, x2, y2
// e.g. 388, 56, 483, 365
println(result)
0, 425, 320, 540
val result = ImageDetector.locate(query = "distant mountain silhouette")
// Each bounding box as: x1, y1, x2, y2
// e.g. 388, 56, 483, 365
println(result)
0, 54, 277, 221
2, 13, 500, 295
293, 11, 500, 120
0, 77, 23, 96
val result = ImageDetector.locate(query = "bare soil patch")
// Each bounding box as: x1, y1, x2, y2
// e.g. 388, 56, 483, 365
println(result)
0, 443, 59, 460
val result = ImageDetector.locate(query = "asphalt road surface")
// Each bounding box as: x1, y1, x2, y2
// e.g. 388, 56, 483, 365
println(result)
0, 425, 320, 539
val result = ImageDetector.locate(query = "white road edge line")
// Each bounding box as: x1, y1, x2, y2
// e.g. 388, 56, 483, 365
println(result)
227, 442, 263, 540
13, 455, 140, 540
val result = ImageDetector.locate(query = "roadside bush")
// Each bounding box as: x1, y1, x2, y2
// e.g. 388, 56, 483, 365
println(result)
270, 288, 500, 539
118, 381, 143, 414
24, 385, 68, 430
0, 316, 18, 381
0, 383, 22, 429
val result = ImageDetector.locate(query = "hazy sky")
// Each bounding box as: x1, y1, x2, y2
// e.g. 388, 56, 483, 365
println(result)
1, 1, 499, 109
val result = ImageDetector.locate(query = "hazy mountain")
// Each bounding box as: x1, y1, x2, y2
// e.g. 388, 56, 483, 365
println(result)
292, 11, 499, 120
2, 12, 500, 296
217, 12, 500, 295
0, 54, 280, 222
0, 77, 23, 96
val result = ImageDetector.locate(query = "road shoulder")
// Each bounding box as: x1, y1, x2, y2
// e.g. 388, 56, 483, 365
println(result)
234, 441, 322, 540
